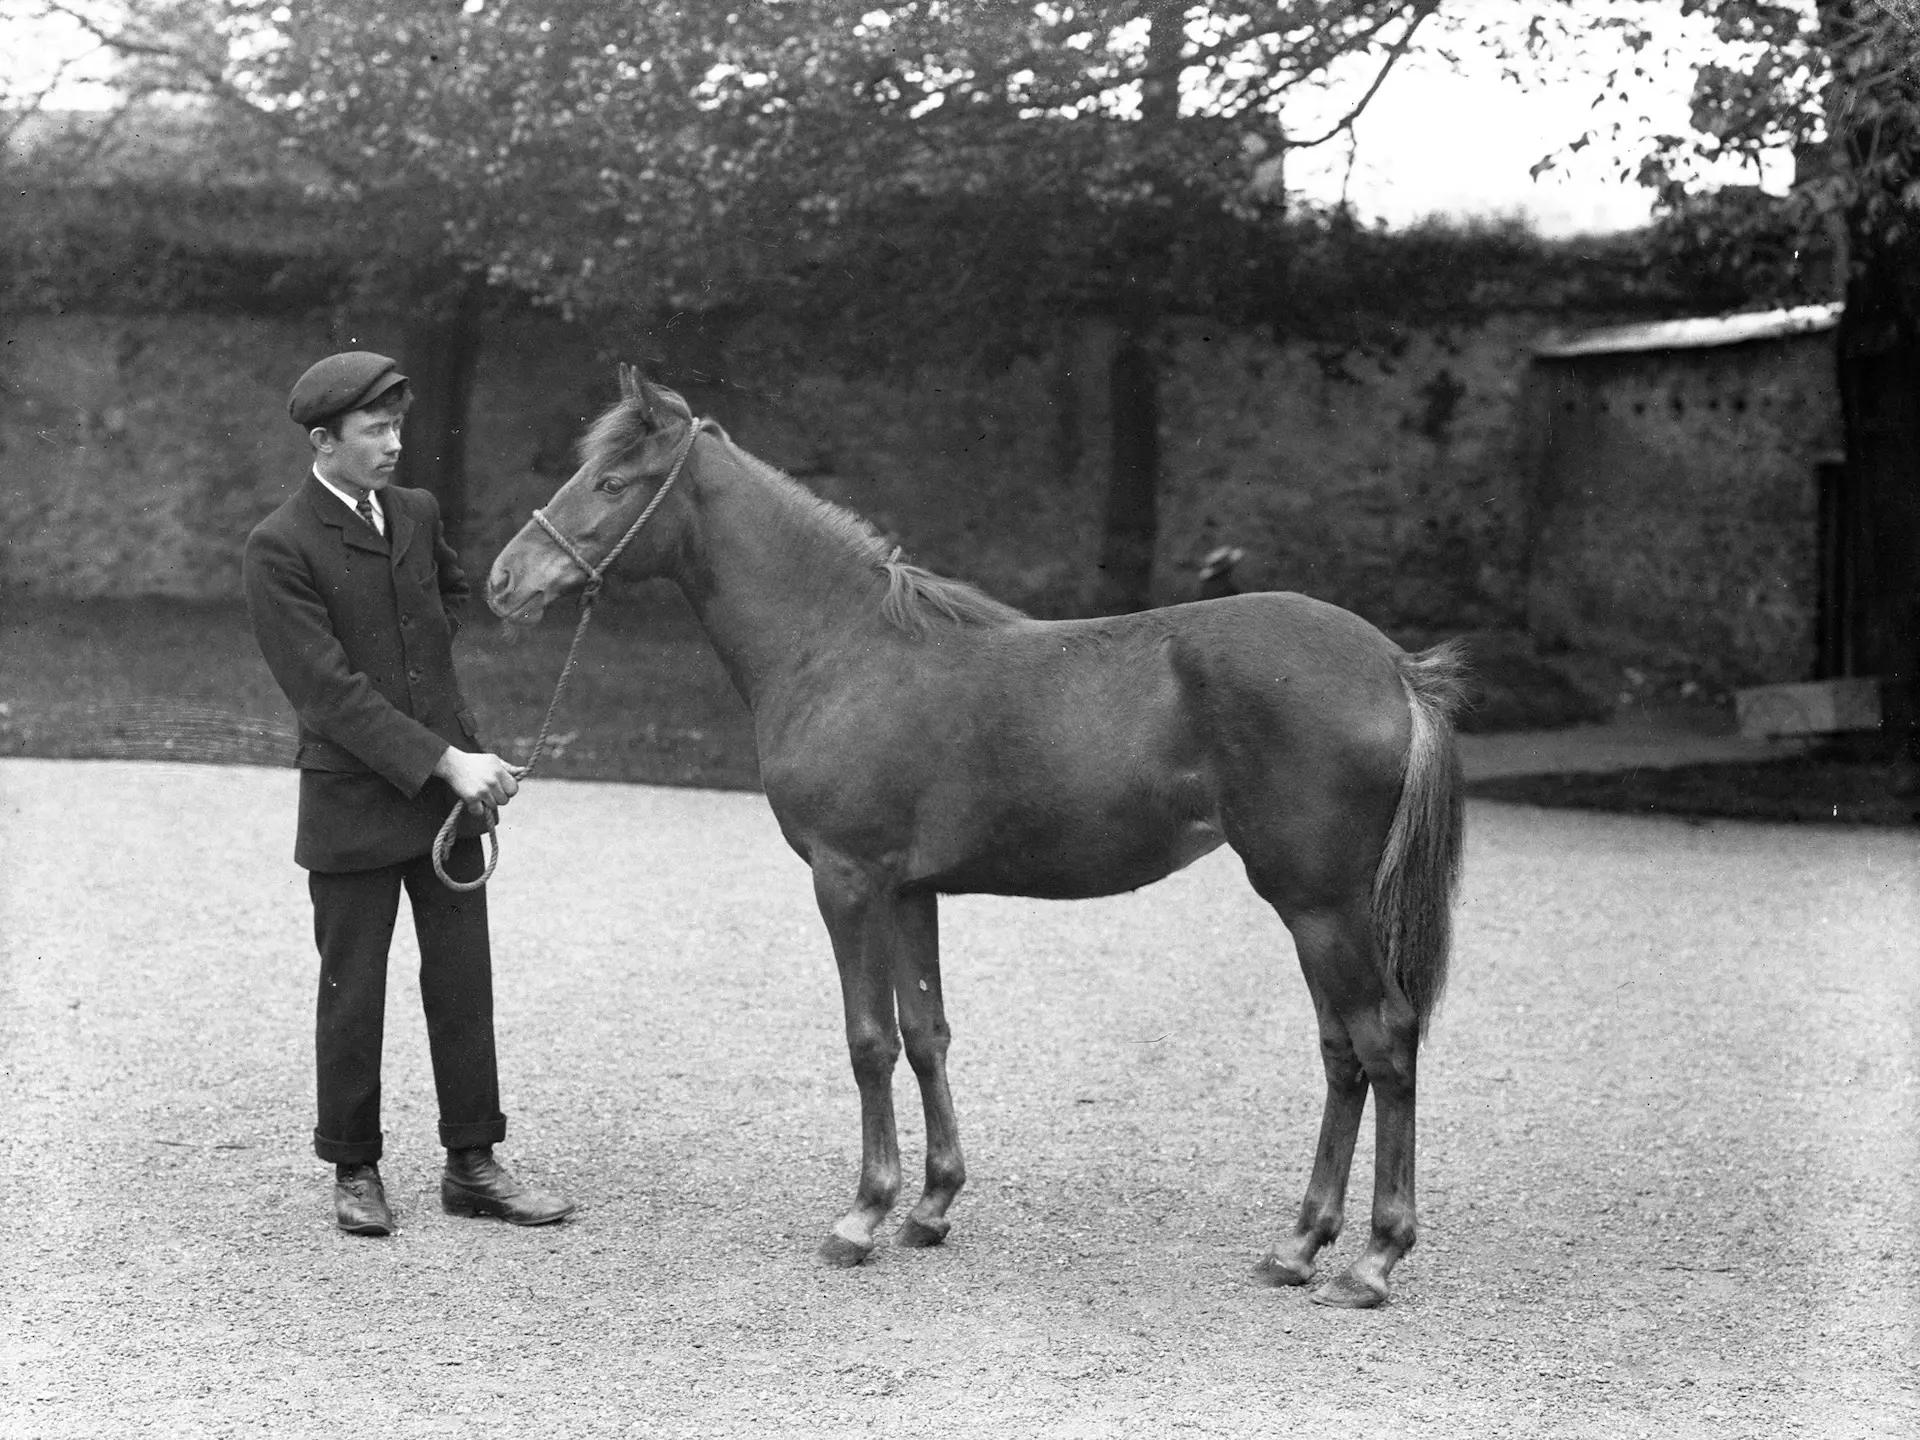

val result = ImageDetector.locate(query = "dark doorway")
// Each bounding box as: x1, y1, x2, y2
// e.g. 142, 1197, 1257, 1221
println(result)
1814, 458, 1867, 678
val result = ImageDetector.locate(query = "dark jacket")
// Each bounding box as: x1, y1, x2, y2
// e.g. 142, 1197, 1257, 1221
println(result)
244, 475, 487, 872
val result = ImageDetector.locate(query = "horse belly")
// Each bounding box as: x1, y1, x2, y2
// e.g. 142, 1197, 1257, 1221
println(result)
1167, 815, 1228, 872
918, 769, 1223, 901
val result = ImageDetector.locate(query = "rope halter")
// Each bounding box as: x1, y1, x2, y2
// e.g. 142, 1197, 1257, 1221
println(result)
531, 415, 714, 599
431, 412, 712, 892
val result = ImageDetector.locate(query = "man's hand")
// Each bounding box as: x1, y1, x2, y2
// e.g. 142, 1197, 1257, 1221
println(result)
433, 748, 520, 815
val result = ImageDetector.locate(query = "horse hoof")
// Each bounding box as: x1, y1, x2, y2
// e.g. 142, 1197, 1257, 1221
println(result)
895, 1215, 950, 1248
818, 1231, 875, 1268
1311, 1270, 1389, 1309
1252, 1253, 1316, 1288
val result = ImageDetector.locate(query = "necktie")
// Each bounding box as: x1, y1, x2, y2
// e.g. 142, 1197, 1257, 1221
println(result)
356, 494, 378, 534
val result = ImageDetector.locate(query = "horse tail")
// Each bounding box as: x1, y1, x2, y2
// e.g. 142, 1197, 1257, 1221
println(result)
1373, 639, 1470, 1035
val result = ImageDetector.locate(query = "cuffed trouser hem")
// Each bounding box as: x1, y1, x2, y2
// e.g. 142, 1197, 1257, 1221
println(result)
314, 1129, 384, 1166
440, 1114, 508, 1151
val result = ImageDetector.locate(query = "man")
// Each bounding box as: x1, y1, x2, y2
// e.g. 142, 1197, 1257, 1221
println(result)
244, 350, 574, 1236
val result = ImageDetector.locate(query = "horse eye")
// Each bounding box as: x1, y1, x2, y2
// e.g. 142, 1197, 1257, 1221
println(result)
598, 475, 630, 495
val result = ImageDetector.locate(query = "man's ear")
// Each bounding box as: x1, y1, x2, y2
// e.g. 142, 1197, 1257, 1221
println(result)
309, 425, 335, 453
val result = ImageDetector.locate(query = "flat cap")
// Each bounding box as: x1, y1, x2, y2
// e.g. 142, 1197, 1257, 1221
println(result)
288, 351, 408, 428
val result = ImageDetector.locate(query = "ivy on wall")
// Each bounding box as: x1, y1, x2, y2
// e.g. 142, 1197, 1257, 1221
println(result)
2, 171, 1789, 344
1, 177, 353, 316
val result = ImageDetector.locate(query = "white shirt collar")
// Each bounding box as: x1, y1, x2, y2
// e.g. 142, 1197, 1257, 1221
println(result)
313, 468, 385, 534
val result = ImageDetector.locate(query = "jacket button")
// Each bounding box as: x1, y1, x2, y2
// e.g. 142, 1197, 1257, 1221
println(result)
407, 668, 423, 683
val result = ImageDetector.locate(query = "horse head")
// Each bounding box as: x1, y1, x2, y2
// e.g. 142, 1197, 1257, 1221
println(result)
488, 366, 701, 626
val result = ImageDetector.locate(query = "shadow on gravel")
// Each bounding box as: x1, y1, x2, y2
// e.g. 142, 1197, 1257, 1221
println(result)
1469, 754, 1916, 827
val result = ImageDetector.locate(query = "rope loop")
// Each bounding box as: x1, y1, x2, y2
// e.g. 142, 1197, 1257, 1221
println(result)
432, 804, 501, 892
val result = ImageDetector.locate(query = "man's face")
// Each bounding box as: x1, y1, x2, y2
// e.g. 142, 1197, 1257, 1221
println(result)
319, 406, 404, 492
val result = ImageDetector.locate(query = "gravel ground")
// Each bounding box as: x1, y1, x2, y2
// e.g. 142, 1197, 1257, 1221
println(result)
2, 758, 1916, 1439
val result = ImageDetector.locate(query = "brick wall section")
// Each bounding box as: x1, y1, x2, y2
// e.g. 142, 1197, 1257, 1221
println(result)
1524, 335, 1840, 687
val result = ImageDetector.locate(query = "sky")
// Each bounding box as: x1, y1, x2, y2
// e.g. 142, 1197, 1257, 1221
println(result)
1293, 50, 1691, 236
1284, 1, 1795, 236
4, 1, 1794, 238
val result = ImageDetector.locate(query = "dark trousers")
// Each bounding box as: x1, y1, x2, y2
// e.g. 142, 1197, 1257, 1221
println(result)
308, 837, 508, 1165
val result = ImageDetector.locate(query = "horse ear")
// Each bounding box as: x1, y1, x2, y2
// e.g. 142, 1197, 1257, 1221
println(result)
631, 375, 659, 425
617, 363, 638, 401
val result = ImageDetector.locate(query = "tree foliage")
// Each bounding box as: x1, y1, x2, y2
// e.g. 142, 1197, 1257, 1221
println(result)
1511, 1, 1918, 296
8, 3, 1459, 312
0, 173, 349, 312
1642, 183, 1827, 307
1655, 2, 1917, 243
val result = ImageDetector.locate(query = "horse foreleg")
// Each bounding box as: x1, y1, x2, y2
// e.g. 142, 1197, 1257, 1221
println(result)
1255, 996, 1368, 1289
812, 858, 904, 1267
890, 889, 966, 1248
1313, 1001, 1420, 1309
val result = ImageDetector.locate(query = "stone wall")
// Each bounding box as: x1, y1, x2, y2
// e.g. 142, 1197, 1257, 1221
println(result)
1153, 316, 1538, 628
0, 314, 323, 599
0, 305, 1835, 684
1523, 335, 1841, 687
1, 306, 1541, 627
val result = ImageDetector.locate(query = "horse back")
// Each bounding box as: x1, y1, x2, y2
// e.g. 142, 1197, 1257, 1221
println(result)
759, 589, 1416, 903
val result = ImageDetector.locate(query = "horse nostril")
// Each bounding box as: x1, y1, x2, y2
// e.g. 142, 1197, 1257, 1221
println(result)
490, 566, 512, 598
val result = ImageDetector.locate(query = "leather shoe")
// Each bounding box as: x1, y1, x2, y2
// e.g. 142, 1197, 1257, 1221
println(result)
334, 1163, 394, 1236
441, 1147, 576, 1226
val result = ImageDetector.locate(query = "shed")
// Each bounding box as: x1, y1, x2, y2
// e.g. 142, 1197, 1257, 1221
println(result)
1522, 302, 1857, 688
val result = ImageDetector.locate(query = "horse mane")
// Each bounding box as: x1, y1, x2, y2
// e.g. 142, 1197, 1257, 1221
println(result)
726, 436, 1027, 638
583, 389, 1026, 639
877, 554, 1027, 636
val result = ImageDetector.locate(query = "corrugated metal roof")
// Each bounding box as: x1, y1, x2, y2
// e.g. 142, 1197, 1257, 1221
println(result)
1533, 302, 1843, 359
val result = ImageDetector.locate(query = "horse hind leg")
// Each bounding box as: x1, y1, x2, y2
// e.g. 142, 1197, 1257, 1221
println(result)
1255, 899, 1421, 1309
1305, 644, 1461, 1307
889, 887, 967, 1248
1254, 985, 1369, 1289
811, 856, 906, 1267
1314, 993, 1420, 1309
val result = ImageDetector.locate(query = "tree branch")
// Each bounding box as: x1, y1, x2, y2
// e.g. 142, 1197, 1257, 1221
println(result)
1287, 0, 1441, 150
37, 0, 369, 186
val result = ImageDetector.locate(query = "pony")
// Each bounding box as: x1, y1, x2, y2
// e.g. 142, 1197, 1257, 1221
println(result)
488, 370, 1469, 1307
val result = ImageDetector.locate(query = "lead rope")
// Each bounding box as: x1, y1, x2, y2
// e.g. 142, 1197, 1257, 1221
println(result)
432, 417, 711, 891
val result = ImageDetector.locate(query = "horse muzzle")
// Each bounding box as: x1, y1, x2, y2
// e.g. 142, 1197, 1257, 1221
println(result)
486, 562, 550, 626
